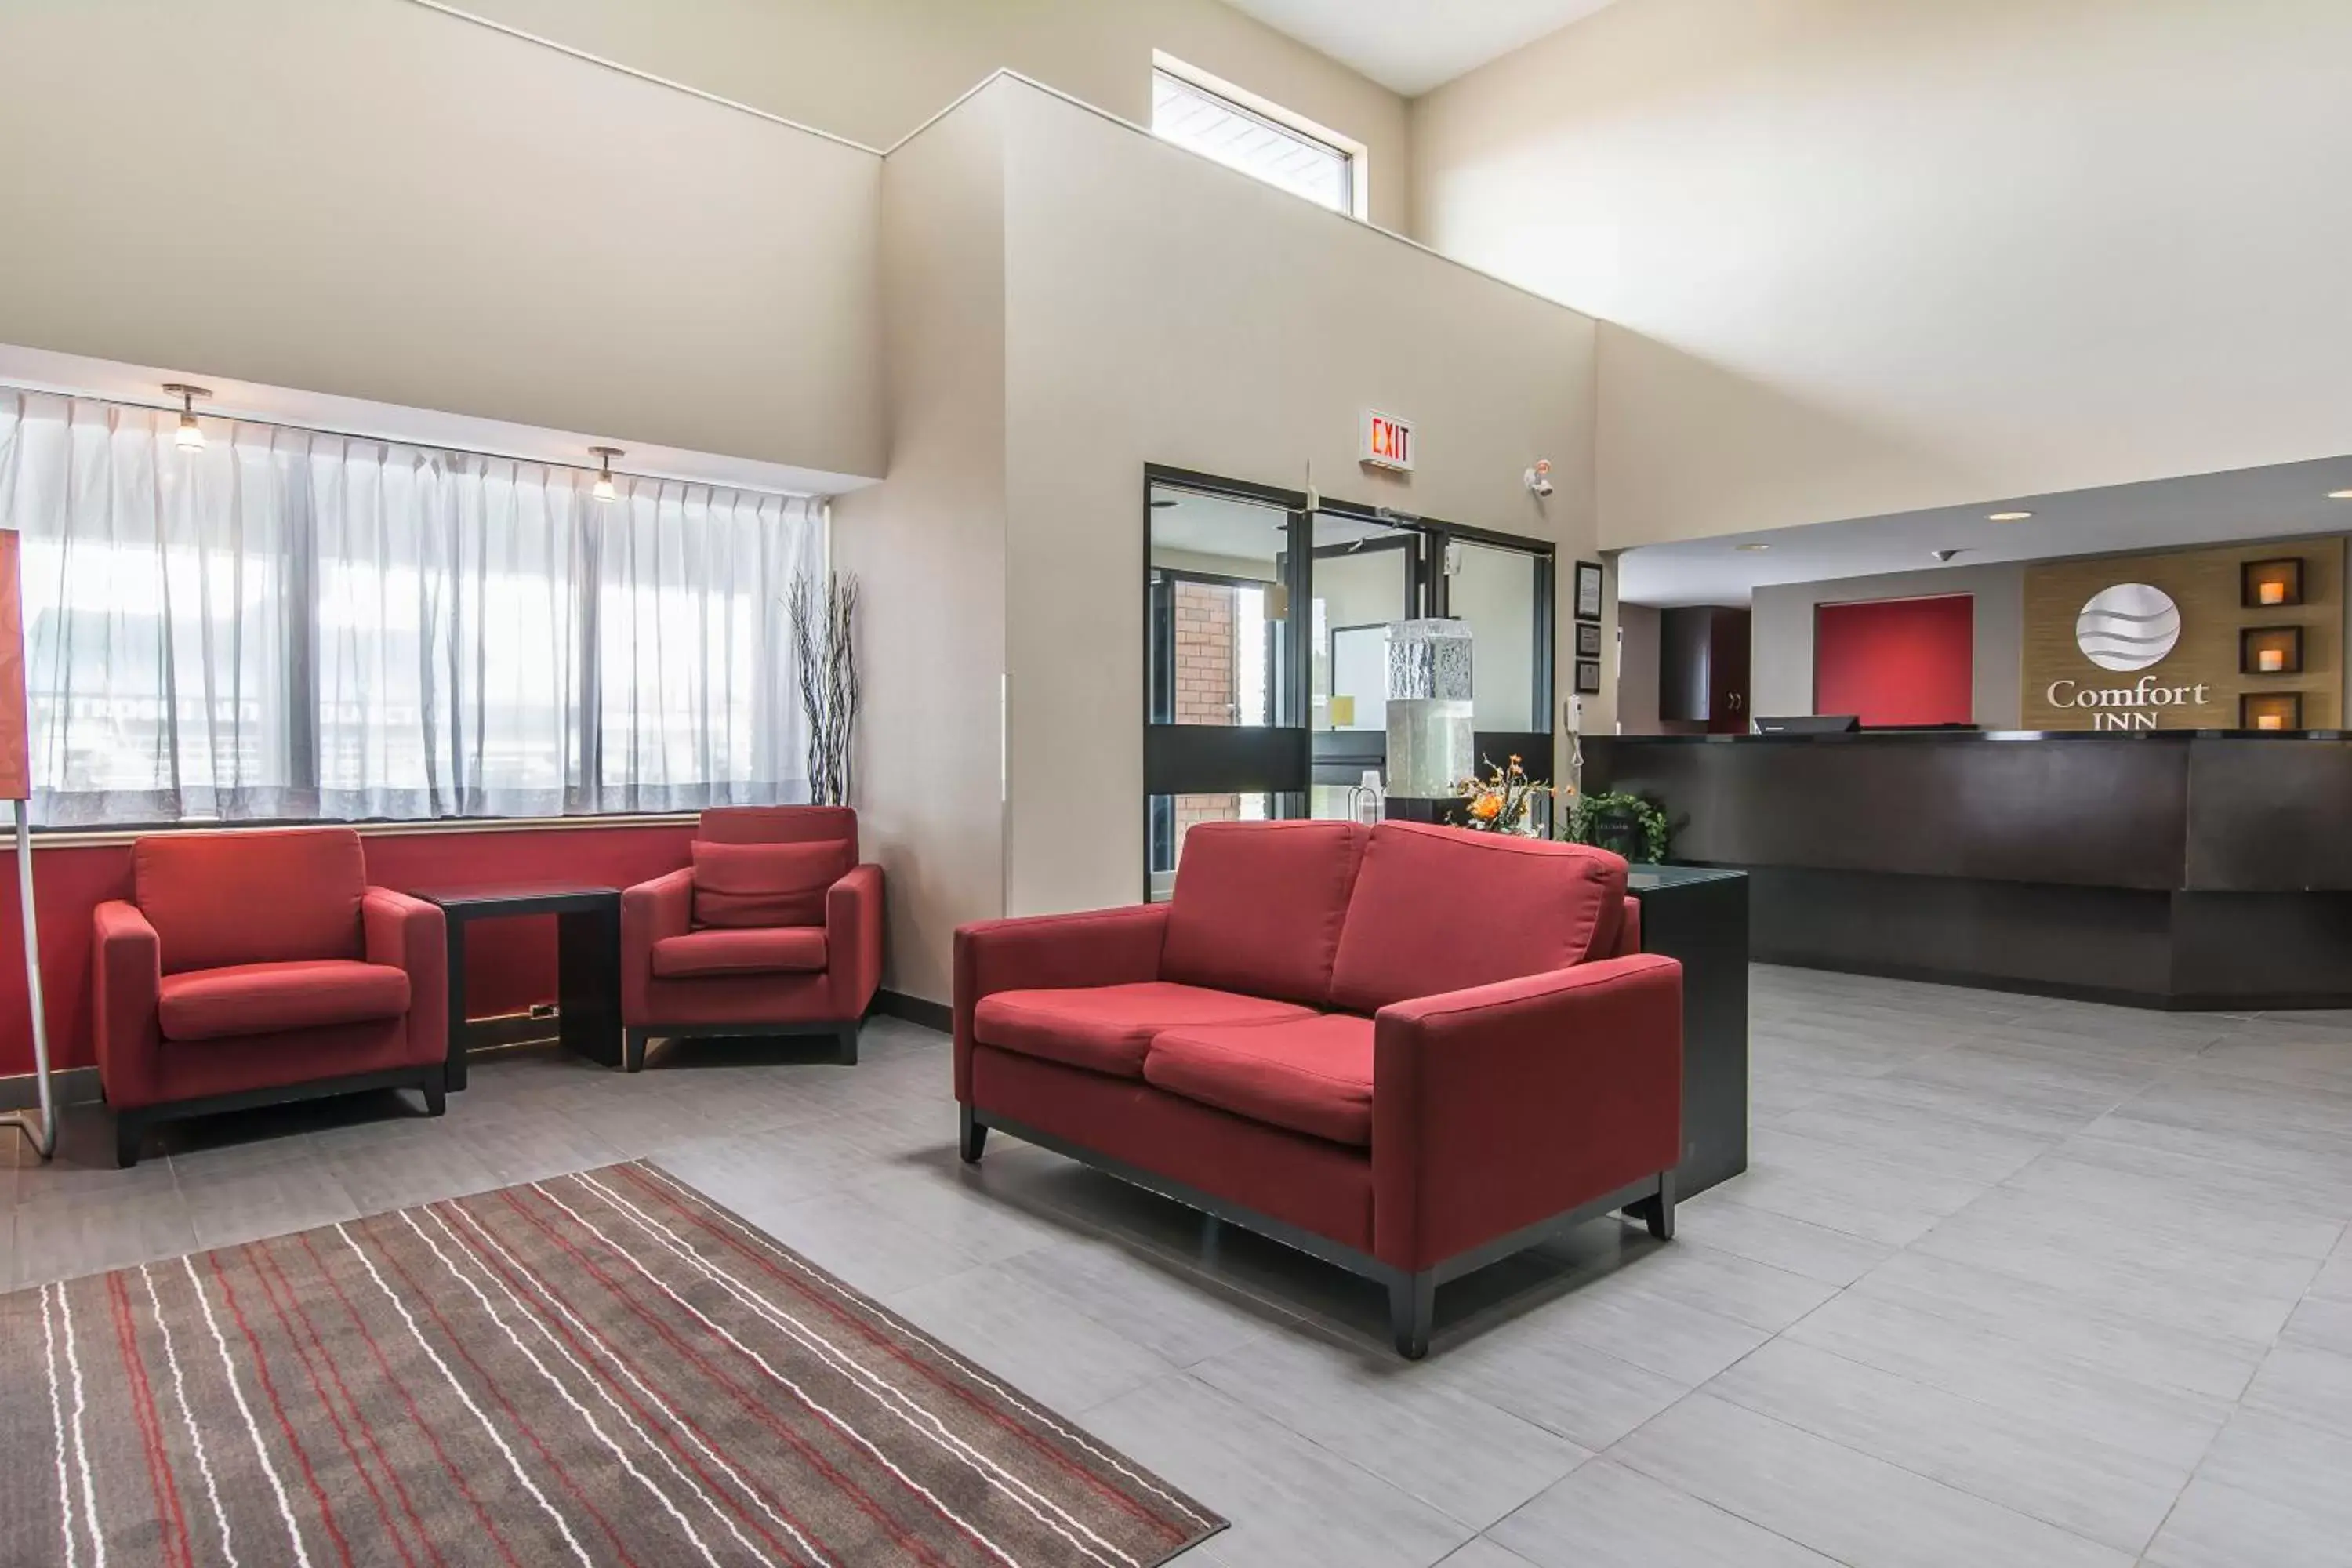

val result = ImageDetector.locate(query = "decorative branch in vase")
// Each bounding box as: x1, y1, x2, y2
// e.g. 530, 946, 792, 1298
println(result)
788, 572, 860, 807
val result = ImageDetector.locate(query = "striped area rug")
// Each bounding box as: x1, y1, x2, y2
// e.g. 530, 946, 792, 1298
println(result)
2, 1160, 1224, 1567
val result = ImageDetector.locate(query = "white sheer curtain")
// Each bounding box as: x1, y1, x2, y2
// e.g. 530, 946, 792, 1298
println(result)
0, 389, 823, 826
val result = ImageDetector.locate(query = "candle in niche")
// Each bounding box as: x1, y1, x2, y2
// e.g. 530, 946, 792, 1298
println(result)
2259, 580, 2287, 605
2258, 713, 2285, 731
2259, 646, 2286, 672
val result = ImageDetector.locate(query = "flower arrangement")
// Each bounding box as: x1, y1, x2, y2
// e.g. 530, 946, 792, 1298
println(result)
1454, 755, 1553, 835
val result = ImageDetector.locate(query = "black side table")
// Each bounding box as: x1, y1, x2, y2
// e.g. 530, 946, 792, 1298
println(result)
1627, 865, 1750, 1198
415, 887, 624, 1088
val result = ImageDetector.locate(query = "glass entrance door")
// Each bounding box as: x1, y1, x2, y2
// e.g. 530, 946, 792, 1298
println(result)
1145, 477, 1308, 898
1309, 510, 1427, 822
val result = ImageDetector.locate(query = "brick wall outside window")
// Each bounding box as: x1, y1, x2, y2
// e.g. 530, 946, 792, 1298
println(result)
1173, 580, 1240, 840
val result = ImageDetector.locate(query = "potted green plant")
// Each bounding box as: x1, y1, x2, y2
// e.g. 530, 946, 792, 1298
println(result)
1565, 790, 1671, 863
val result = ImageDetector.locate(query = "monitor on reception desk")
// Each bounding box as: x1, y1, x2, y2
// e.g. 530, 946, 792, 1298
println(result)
1752, 714, 1860, 735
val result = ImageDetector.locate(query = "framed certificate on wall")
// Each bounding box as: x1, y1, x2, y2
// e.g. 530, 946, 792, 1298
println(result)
1573, 561, 1604, 622
1575, 622, 1603, 658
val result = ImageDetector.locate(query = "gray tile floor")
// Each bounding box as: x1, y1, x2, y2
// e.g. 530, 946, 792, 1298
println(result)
7, 965, 2351, 1566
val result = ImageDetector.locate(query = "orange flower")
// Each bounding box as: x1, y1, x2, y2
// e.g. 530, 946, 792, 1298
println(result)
1469, 792, 1504, 820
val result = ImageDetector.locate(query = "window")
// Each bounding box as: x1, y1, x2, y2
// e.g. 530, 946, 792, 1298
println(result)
1151, 62, 1363, 217
0, 388, 824, 826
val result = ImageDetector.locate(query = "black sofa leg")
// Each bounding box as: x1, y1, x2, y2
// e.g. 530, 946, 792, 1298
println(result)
115, 1112, 144, 1170
960, 1105, 988, 1164
623, 1028, 647, 1073
422, 1070, 448, 1118
837, 1021, 860, 1065
1389, 1272, 1435, 1360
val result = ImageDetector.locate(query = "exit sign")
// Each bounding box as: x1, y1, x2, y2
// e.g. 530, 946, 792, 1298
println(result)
1361, 410, 1414, 472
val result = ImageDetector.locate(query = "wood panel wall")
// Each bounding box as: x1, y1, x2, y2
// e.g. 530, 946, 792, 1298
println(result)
2020, 538, 2344, 731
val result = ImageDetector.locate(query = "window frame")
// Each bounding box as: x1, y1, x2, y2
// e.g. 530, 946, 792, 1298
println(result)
1149, 53, 1369, 221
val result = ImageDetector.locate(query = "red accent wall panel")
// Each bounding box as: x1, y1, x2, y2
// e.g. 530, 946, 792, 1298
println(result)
0, 822, 700, 1076
1814, 594, 1975, 728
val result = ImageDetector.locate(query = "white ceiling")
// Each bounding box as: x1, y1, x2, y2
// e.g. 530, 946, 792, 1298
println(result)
1221, 0, 1621, 96
1618, 456, 2352, 608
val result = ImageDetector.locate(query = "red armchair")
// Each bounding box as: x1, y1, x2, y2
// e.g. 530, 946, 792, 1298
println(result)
93, 827, 448, 1167
619, 805, 884, 1071
955, 819, 1682, 1358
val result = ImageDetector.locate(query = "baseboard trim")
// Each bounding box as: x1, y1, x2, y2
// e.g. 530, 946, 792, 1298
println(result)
871, 989, 951, 1033
1751, 952, 2288, 1014
0, 1065, 101, 1112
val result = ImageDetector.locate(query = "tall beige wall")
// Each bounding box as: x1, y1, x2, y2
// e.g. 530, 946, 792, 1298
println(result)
466, 0, 1414, 229
995, 81, 1597, 919
831, 92, 1011, 1004
0, 0, 883, 478
1410, 0, 2352, 550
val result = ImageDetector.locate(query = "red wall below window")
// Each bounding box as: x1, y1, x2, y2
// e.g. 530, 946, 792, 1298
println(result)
0, 821, 700, 1077
1814, 594, 1976, 728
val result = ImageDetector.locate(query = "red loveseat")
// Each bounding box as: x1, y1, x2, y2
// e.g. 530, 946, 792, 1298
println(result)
619, 805, 884, 1071
955, 818, 1682, 1358
93, 827, 448, 1167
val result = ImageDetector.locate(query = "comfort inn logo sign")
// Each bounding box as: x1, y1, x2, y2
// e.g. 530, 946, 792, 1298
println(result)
2047, 583, 2209, 728
2074, 583, 2180, 670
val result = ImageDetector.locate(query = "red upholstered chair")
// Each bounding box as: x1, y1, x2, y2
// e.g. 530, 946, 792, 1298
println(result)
955, 819, 1682, 1358
92, 827, 448, 1167
619, 805, 884, 1071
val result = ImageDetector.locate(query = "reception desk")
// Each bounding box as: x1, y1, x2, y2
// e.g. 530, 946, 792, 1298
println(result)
1584, 731, 2352, 1009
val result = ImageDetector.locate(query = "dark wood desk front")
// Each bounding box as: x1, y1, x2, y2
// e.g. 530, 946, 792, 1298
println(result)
1588, 731, 2352, 1009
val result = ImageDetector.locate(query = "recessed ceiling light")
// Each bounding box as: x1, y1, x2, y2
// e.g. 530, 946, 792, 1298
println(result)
1733, 543, 1770, 553
2328, 489, 2352, 501
1987, 510, 2033, 522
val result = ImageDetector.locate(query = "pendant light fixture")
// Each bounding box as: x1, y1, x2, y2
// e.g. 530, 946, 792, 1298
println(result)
590, 445, 623, 503
162, 383, 211, 452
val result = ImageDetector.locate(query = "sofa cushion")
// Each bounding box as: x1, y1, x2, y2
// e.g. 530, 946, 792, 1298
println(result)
1145, 1014, 1375, 1148
135, 827, 367, 975
974, 982, 1316, 1080
1160, 820, 1367, 1006
1329, 823, 1628, 1013
691, 840, 852, 928
158, 960, 411, 1043
653, 926, 829, 978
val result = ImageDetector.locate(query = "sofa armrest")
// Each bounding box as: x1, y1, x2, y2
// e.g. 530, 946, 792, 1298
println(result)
1372, 953, 1683, 1272
825, 862, 885, 1019
620, 867, 695, 1023
1612, 895, 1643, 957
364, 887, 448, 1065
92, 900, 165, 1110
953, 904, 1171, 1099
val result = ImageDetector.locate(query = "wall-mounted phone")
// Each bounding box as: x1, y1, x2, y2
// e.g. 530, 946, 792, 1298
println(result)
1563, 695, 1586, 800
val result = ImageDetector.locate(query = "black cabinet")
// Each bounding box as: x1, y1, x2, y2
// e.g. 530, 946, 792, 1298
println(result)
1628, 865, 1749, 1197
1659, 606, 1751, 732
